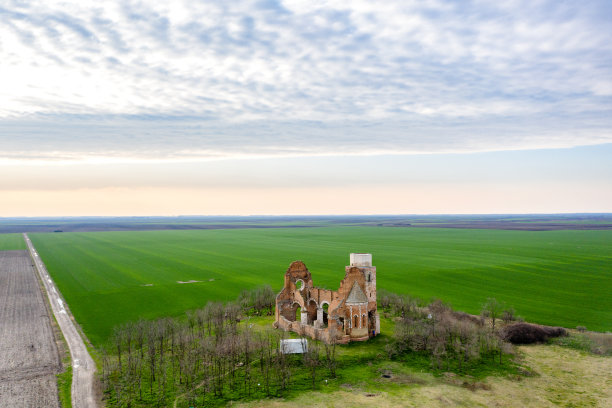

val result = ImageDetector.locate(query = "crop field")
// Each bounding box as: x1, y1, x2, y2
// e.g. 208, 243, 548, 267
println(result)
29, 227, 612, 345
0, 233, 26, 250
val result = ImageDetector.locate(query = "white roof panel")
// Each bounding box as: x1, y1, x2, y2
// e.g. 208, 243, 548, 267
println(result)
280, 338, 308, 354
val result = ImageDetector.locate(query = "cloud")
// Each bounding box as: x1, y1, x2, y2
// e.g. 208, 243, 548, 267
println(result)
0, 0, 611, 161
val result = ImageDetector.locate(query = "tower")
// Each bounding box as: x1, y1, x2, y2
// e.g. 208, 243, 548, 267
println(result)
348, 253, 376, 303
347, 253, 379, 336
274, 253, 380, 343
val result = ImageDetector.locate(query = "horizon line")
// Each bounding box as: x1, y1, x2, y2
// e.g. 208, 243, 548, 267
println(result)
2, 212, 612, 219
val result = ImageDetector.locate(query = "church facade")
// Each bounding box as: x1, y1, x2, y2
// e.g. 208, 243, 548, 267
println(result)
274, 253, 379, 344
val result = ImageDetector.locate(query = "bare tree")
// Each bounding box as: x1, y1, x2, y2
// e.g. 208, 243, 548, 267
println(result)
303, 338, 320, 390
501, 307, 516, 324
323, 327, 338, 378
111, 326, 123, 372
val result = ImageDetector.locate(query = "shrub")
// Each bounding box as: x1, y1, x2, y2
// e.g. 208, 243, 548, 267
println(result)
451, 310, 483, 326
552, 331, 612, 356
501, 308, 516, 324
388, 298, 513, 371
237, 285, 276, 316
502, 323, 567, 344
378, 290, 393, 310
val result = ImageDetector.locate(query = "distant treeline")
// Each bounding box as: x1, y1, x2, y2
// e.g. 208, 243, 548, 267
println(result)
4, 213, 611, 233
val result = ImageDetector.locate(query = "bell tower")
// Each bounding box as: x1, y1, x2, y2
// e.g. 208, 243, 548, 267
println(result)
348, 253, 376, 303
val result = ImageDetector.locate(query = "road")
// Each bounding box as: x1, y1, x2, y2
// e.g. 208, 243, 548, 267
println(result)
24, 234, 97, 408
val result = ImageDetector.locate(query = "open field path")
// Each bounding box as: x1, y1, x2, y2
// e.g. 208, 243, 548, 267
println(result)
0, 250, 61, 407
24, 233, 97, 408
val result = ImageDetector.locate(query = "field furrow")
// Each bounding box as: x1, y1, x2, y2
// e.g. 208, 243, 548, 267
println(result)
0, 250, 61, 408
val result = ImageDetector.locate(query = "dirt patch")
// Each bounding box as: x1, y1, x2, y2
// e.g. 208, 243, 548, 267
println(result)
177, 280, 201, 284
378, 368, 426, 385
461, 381, 492, 391
0, 375, 61, 408
0, 250, 61, 407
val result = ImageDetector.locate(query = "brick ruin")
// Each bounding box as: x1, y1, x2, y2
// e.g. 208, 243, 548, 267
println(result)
274, 253, 380, 344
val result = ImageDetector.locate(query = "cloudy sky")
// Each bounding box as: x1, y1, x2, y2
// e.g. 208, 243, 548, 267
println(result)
1, 0, 611, 215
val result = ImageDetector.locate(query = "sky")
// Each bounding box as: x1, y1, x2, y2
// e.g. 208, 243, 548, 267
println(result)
1, 0, 611, 216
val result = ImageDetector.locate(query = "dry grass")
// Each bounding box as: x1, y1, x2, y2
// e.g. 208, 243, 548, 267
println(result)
585, 332, 612, 355
232, 345, 612, 408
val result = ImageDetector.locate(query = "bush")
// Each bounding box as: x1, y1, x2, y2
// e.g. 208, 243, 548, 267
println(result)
552, 331, 612, 356
451, 310, 483, 326
501, 308, 516, 324
378, 290, 393, 310
387, 298, 513, 371
502, 323, 567, 344
238, 285, 276, 316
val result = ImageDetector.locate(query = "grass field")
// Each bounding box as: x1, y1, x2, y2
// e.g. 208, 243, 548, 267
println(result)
234, 343, 612, 408
0, 233, 26, 250
28, 227, 612, 345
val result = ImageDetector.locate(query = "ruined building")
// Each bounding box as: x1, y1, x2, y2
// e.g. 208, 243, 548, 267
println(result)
274, 253, 379, 344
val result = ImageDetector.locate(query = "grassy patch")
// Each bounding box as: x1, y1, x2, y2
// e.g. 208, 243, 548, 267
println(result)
234, 344, 612, 408
56, 364, 72, 408
550, 331, 612, 356
30, 227, 612, 346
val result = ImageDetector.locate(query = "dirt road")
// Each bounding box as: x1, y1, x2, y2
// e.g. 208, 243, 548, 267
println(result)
0, 250, 61, 407
24, 234, 97, 408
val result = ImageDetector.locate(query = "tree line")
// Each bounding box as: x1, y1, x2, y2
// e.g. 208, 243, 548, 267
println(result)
102, 288, 521, 407
101, 286, 337, 407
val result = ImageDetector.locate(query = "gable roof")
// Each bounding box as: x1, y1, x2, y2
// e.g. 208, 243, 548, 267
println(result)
345, 281, 368, 304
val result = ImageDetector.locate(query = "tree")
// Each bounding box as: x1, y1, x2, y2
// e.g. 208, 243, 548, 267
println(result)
481, 298, 504, 331
323, 327, 338, 377
303, 338, 320, 390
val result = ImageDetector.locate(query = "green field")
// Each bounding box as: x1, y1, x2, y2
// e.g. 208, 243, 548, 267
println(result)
0, 233, 26, 250
29, 227, 612, 345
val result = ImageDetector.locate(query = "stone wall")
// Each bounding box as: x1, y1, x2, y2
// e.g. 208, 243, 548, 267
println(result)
274, 254, 378, 344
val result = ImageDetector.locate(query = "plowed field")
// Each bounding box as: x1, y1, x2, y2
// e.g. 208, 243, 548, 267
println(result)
0, 250, 61, 407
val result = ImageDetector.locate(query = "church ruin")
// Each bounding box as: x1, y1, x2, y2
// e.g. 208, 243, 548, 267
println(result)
274, 253, 379, 344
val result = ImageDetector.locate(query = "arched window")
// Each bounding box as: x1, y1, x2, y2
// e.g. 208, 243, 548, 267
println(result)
295, 306, 301, 322
322, 303, 329, 327
362, 314, 367, 327
354, 315, 359, 328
